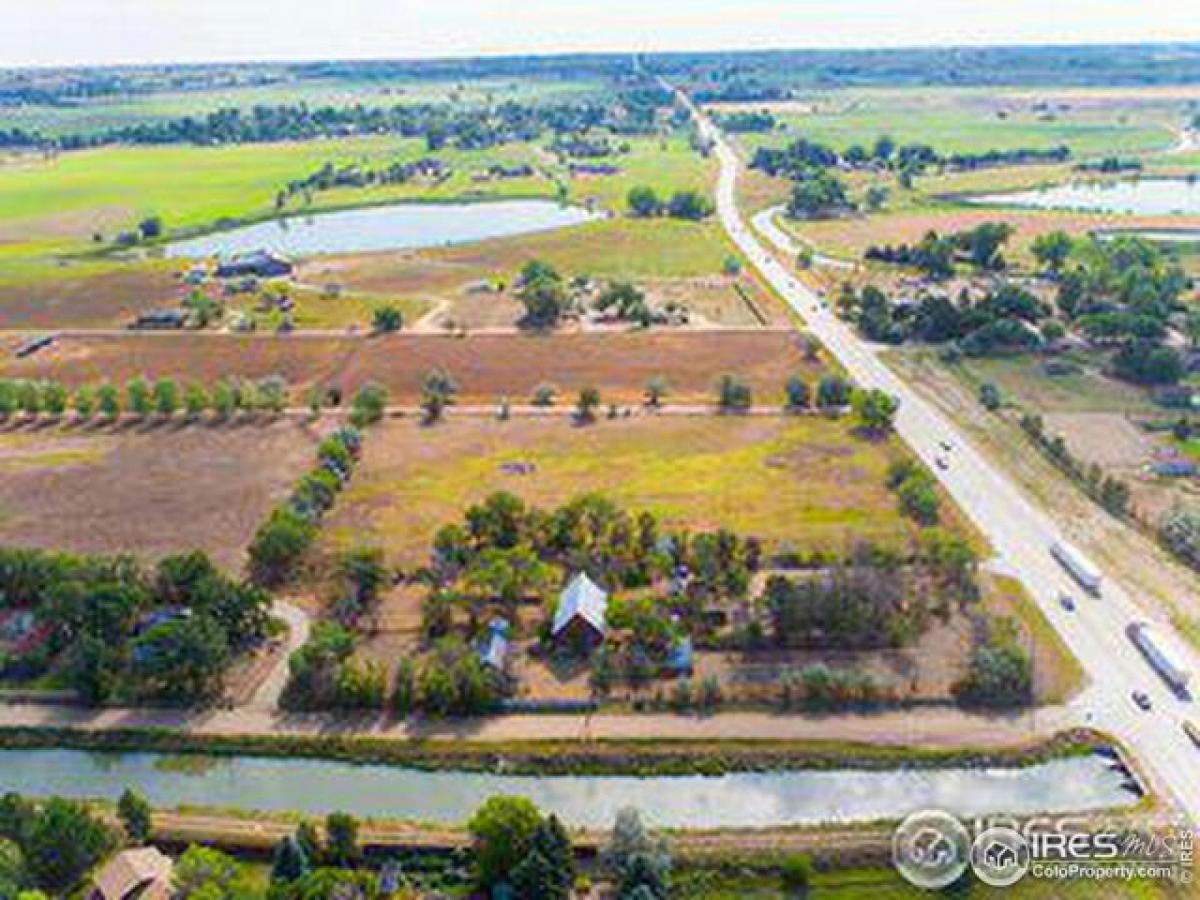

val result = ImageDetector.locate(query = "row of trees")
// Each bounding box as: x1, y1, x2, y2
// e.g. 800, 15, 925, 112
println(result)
0, 375, 290, 423
248, 426, 364, 586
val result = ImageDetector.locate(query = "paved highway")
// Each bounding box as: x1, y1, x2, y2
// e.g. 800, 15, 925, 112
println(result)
684, 93, 1200, 825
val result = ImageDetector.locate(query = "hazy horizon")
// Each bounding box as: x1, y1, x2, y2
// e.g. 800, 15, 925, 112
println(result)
5, 0, 1200, 70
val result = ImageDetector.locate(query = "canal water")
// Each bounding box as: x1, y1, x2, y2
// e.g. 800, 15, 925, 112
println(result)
164, 199, 599, 259
0, 749, 1137, 829
968, 177, 1200, 218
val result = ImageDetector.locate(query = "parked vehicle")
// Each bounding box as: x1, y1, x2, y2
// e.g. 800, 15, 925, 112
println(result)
1183, 720, 1200, 748
1132, 690, 1152, 711
1059, 593, 1076, 612
1050, 540, 1103, 594
1127, 622, 1192, 697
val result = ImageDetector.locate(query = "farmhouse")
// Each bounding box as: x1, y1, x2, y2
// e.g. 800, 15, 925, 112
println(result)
215, 250, 293, 279
129, 309, 187, 330
551, 572, 609, 651
90, 847, 174, 900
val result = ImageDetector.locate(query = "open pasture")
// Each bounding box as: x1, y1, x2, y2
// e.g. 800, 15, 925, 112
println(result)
321, 414, 920, 567
727, 85, 1181, 159
0, 420, 318, 569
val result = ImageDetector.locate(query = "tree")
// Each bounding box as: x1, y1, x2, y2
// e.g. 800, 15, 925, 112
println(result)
467, 796, 542, 889
212, 381, 235, 419
665, 190, 712, 221
420, 369, 457, 424
249, 506, 317, 586
715, 374, 752, 411
138, 216, 164, 240
852, 389, 899, 435
117, 789, 152, 843
1031, 230, 1073, 273
784, 375, 810, 410
272, 835, 311, 883
978, 382, 1002, 411
644, 376, 669, 408
0, 839, 26, 900
24, 799, 114, 892
152, 378, 178, 417
531, 383, 557, 407
372, 305, 404, 333
41, 383, 67, 418
183, 382, 208, 419
576, 386, 601, 423
517, 260, 568, 328
324, 812, 359, 868
131, 613, 231, 703
174, 845, 249, 899
787, 170, 850, 219
349, 382, 388, 428
626, 186, 661, 218
126, 377, 151, 418
816, 375, 852, 410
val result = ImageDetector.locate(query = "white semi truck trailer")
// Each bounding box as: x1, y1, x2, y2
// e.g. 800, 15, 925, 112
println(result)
1050, 540, 1103, 594
1127, 622, 1192, 697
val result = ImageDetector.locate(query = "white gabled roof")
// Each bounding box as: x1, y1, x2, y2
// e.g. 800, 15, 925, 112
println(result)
552, 572, 608, 636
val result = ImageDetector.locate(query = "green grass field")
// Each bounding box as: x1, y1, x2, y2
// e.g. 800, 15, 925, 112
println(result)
322, 415, 920, 565
732, 86, 1178, 160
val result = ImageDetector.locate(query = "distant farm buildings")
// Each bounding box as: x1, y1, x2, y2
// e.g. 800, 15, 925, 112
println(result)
215, 250, 293, 279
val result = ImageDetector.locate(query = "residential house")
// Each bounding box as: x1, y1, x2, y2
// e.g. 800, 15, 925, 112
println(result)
551, 573, 609, 652
90, 847, 174, 900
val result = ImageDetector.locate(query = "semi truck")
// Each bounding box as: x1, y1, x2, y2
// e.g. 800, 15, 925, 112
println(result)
1050, 540, 1103, 594
1127, 622, 1192, 697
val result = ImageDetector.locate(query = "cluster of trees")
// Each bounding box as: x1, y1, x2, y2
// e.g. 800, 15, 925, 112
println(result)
751, 133, 1069, 185
1018, 413, 1131, 517
467, 797, 576, 898
0, 547, 270, 705
0, 794, 115, 895
952, 616, 1033, 708
865, 221, 1015, 278
277, 157, 449, 209
1041, 235, 1191, 386
626, 186, 714, 220
762, 532, 977, 653
886, 459, 942, 527
778, 663, 882, 710
713, 110, 777, 133
515, 260, 573, 328
269, 810, 390, 897
248, 426, 363, 587
1159, 505, 1200, 572
842, 280, 1051, 356
715, 372, 854, 414
0, 375, 291, 423
786, 169, 852, 219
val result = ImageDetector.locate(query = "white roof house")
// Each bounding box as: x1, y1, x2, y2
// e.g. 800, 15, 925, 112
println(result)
552, 572, 609, 640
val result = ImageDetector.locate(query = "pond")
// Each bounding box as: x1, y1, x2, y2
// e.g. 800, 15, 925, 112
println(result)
163, 200, 600, 259
968, 177, 1200, 217
0, 749, 1138, 829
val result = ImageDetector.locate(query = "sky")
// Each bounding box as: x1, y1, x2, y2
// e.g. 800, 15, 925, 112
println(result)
3, 0, 1199, 69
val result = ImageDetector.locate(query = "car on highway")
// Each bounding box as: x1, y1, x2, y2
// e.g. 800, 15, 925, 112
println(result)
935, 456, 949, 471
1059, 593, 1076, 612
1132, 690, 1153, 711
1184, 720, 1200, 748
939, 440, 953, 453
